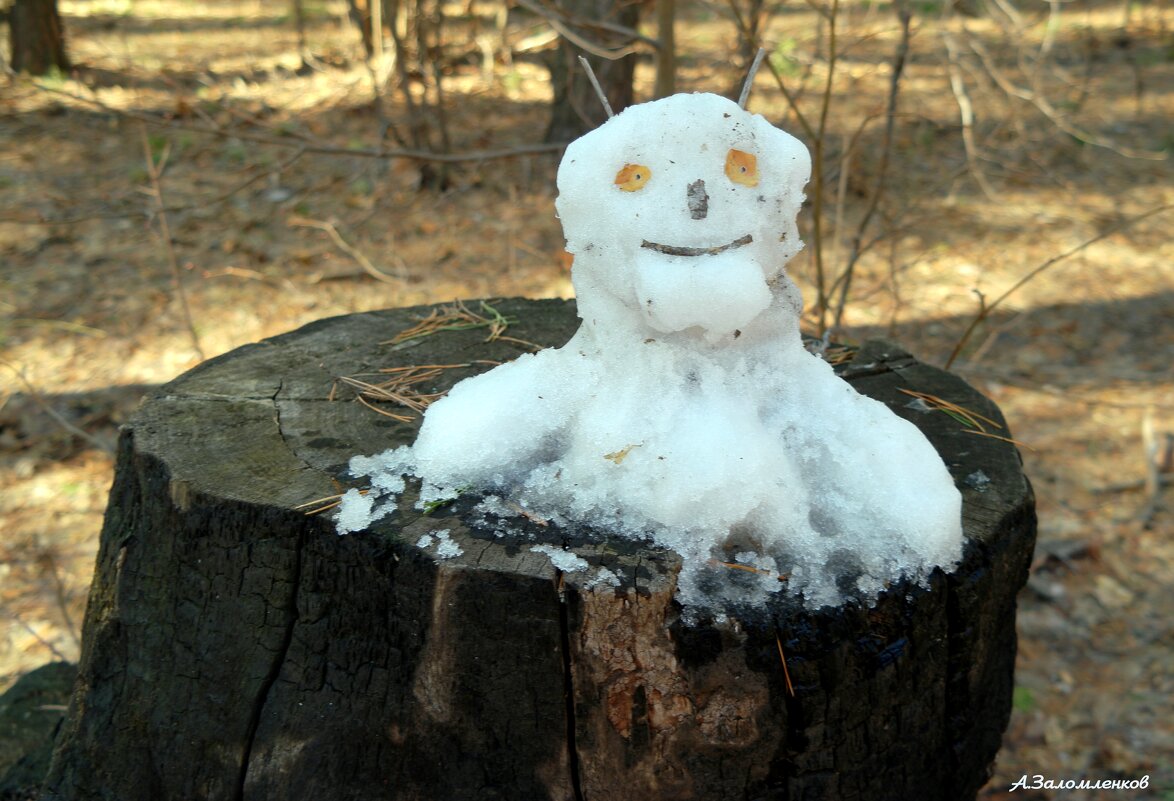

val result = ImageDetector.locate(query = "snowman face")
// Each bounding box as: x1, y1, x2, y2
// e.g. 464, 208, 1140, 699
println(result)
556, 93, 811, 334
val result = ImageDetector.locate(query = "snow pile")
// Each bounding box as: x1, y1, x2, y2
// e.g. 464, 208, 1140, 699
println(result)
338, 92, 963, 611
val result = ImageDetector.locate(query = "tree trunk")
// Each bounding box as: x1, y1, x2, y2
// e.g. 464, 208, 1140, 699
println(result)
8, 0, 69, 75
654, 0, 675, 99
543, 0, 640, 142
42, 299, 1035, 801
345, 0, 375, 58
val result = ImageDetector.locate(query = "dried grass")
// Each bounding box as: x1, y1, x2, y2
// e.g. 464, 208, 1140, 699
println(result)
386, 299, 541, 351
897, 388, 1002, 433
338, 300, 543, 421
337, 365, 461, 421
900, 388, 1033, 450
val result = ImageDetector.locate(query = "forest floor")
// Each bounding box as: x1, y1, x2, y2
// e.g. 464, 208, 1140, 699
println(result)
1, 0, 1172, 796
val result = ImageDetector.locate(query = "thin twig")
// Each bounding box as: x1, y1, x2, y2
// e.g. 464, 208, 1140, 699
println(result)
578, 55, 614, 118
288, 216, 406, 284
43, 551, 82, 648
0, 359, 116, 456
1, 609, 72, 663
6, 318, 107, 337
31, 81, 568, 164
965, 35, 1166, 161
427, 0, 454, 155
515, 0, 645, 59
1138, 407, 1168, 528
139, 125, 205, 361
944, 203, 1174, 369
810, 0, 841, 334
730, 0, 813, 139
830, 1, 910, 330
941, 29, 996, 200
738, 47, 767, 108
162, 146, 308, 216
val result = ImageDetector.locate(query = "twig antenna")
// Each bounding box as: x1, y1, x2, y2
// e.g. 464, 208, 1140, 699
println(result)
738, 48, 767, 109
578, 55, 615, 119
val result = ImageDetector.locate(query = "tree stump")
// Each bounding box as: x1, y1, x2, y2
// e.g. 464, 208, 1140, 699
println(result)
43, 298, 1036, 801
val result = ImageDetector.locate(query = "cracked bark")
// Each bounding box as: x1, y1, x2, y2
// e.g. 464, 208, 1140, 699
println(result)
557, 576, 587, 801
235, 521, 304, 801
41, 300, 1034, 801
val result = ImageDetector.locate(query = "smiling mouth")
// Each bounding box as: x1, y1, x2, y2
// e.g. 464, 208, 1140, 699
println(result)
640, 234, 753, 257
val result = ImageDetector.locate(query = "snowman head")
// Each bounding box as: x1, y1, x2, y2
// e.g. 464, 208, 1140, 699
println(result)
556, 93, 811, 339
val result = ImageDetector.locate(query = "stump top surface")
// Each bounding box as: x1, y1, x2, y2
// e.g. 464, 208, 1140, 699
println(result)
136, 297, 1028, 570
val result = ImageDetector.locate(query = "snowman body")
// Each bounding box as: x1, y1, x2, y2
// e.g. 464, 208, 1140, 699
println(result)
380, 93, 963, 608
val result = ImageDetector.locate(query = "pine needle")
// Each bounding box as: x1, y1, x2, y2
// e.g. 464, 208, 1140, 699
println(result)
707, 559, 789, 581
337, 364, 463, 420
507, 501, 550, 526
964, 428, 1033, 450
776, 633, 795, 696
380, 363, 470, 372
823, 345, 857, 365
296, 490, 360, 515
898, 389, 1031, 449
343, 302, 545, 422
354, 394, 416, 422
386, 299, 539, 349
897, 388, 1001, 433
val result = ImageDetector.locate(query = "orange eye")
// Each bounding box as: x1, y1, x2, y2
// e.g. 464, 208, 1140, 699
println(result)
615, 163, 651, 192
725, 149, 759, 187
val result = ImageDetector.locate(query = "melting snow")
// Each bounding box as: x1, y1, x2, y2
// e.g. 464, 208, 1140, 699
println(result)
530, 544, 590, 573
338, 92, 964, 611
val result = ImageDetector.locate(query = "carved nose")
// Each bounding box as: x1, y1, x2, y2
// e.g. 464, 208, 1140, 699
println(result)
687, 179, 709, 220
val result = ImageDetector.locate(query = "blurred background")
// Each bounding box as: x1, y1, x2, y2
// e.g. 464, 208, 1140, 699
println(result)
0, 0, 1171, 796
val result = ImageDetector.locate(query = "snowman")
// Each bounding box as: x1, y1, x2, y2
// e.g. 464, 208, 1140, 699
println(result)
344, 92, 963, 610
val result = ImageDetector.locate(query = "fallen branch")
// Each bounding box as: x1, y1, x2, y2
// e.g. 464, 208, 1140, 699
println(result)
941, 29, 996, 201
288, 216, 406, 284
30, 80, 569, 163
965, 35, 1166, 162
944, 203, 1174, 369
0, 359, 116, 456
